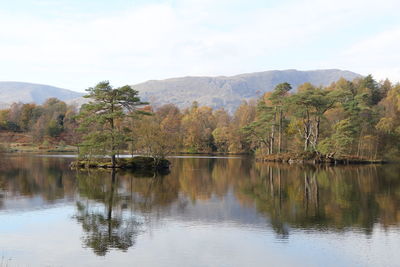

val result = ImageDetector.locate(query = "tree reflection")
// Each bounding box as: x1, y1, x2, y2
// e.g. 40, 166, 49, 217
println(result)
73, 159, 400, 242
0, 155, 399, 244
0, 156, 76, 205
128, 174, 181, 213
237, 163, 400, 236
74, 170, 142, 256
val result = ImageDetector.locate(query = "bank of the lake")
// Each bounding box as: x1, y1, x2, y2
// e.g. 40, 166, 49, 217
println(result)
70, 156, 171, 171
257, 152, 387, 164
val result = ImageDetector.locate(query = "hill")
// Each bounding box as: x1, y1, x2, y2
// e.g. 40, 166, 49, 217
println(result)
0, 82, 83, 108
0, 70, 361, 112
134, 69, 361, 112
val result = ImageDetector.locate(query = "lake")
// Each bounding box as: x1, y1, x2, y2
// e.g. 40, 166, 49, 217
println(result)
0, 154, 399, 267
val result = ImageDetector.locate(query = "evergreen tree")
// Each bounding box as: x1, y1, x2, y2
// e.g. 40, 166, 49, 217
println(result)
77, 81, 146, 167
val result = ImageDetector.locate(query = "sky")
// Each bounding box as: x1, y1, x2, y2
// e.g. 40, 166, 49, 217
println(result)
0, 0, 399, 92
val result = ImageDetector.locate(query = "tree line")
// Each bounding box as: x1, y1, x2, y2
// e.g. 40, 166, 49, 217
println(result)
0, 75, 399, 160
0, 97, 77, 143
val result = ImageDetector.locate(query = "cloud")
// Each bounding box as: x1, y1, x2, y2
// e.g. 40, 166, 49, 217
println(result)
0, 0, 399, 90
331, 27, 400, 82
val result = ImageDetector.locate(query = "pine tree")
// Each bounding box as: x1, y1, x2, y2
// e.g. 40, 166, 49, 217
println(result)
77, 81, 146, 167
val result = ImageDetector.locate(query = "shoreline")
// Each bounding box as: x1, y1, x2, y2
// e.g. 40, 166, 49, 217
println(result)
70, 156, 171, 171
256, 152, 388, 165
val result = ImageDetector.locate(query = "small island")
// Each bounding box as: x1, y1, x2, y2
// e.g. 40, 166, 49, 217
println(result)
70, 81, 172, 172
243, 80, 397, 164
70, 156, 170, 170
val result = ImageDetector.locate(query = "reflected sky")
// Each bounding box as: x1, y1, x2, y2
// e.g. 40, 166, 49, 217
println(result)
0, 155, 399, 266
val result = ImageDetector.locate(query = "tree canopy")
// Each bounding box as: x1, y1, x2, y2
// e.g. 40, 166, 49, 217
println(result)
77, 81, 146, 166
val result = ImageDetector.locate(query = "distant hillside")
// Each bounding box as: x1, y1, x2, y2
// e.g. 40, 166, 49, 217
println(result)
134, 69, 361, 112
0, 69, 362, 112
0, 82, 83, 108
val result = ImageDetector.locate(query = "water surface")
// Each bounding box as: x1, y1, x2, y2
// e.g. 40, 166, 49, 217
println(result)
0, 154, 399, 266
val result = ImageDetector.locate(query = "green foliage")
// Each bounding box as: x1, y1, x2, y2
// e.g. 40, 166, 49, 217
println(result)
46, 119, 63, 137
358, 74, 383, 105
317, 119, 355, 157
42, 140, 50, 147
77, 81, 146, 165
243, 83, 292, 154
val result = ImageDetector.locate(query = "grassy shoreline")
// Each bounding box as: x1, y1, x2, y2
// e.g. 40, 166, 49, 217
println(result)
1, 144, 77, 153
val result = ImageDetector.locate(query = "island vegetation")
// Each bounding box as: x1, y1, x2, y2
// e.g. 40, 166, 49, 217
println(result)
0, 75, 399, 164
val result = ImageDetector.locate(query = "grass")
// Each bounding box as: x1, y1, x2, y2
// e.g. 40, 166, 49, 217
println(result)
1, 142, 77, 153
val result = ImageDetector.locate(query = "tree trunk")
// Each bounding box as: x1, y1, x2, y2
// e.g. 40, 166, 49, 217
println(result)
110, 103, 116, 168
111, 154, 116, 168
304, 110, 311, 151
278, 109, 283, 153
311, 117, 321, 150
270, 108, 277, 154
357, 127, 364, 157
304, 123, 311, 151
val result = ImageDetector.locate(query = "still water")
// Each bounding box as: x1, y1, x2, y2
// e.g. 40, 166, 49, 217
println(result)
0, 154, 399, 267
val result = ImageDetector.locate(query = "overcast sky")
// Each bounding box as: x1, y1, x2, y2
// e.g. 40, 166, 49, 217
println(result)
0, 0, 399, 92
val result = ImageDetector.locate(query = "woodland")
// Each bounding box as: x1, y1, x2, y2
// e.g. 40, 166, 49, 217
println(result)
0, 75, 399, 162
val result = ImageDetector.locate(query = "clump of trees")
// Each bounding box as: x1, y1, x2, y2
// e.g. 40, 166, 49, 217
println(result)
0, 75, 399, 160
0, 98, 78, 143
246, 75, 400, 160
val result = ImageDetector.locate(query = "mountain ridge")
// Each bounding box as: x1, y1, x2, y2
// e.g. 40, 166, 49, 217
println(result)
0, 81, 83, 108
0, 69, 362, 111
134, 69, 361, 112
